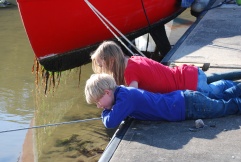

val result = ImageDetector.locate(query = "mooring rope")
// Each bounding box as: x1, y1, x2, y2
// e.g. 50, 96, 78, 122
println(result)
84, 0, 146, 57
0, 117, 102, 134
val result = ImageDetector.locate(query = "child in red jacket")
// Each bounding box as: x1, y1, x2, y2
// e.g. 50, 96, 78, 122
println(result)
91, 41, 238, 100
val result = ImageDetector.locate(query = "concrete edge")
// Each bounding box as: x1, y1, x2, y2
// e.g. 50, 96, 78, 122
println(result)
98, 118, 133, 162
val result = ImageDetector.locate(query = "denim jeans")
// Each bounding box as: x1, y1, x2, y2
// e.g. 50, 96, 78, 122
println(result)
181, 0, 195, 7
183, 90, 241, 119
197, 68, 237, 99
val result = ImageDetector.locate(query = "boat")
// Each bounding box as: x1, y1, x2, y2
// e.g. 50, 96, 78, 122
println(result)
17, 0, 186, 72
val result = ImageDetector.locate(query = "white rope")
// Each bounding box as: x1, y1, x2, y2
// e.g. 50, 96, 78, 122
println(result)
84, 0, 146, 57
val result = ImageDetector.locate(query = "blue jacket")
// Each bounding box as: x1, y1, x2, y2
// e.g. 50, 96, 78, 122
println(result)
102, 86, 186, 128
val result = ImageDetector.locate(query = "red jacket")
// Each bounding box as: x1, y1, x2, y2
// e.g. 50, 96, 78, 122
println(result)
124, 56, 198, 93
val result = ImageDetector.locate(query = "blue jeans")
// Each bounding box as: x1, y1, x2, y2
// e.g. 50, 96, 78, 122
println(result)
197, 68, 237, 99
181, 0, 195, 7
183, 90, 241, 119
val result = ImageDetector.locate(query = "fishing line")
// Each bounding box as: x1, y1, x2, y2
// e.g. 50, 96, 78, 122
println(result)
0, 117, 102, 134
84, 0, 146, 57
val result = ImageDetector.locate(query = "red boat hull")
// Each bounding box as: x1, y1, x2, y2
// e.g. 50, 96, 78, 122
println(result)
17, 0, 185, 71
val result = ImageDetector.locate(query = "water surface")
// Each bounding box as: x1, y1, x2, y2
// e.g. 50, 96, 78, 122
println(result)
0, 5, 35, 162
0, 4, 195, 162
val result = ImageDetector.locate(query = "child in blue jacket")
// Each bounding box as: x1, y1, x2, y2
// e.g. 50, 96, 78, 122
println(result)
85, 74, 241, 129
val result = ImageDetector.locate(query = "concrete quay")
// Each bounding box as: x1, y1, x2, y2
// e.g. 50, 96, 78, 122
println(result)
99, 1, 241, 161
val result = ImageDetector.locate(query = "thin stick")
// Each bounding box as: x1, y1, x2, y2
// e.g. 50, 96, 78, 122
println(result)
0, 117, 102, 133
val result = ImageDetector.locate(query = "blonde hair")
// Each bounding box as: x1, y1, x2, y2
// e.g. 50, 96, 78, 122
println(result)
85, 73, 117, 104
91, 41, 126, 85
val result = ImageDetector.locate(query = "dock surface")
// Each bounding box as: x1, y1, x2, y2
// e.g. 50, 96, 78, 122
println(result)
99, 1, 241, 161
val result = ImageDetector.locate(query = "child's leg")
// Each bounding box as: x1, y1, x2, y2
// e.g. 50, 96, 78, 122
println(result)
197, 68, 237, 99
222, 83, 241, 100
183, 90, 241, 120
208, 80, 238, 99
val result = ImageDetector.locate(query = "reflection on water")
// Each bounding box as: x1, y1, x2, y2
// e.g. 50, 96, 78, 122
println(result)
33, 65, 113, 162
0, 3, 195, 162
0, 4, 35, 162
0, 4, 113, 162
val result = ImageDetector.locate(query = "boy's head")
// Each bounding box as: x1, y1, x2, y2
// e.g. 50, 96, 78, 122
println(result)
90, 41, 126, 85
85, 73, 117, 107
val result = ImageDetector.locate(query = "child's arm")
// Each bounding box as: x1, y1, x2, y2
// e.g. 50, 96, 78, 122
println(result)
101, 98, 134, 128
101, 110, 124, 128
